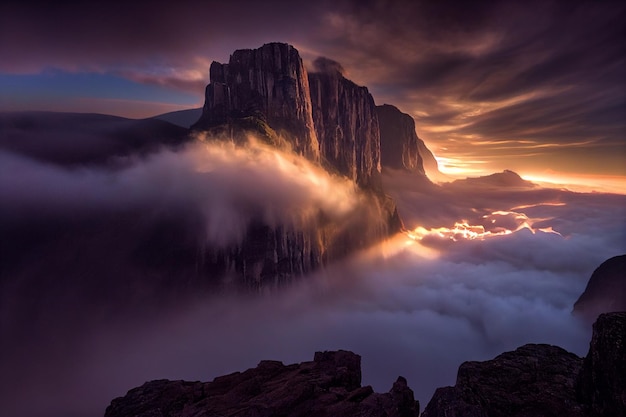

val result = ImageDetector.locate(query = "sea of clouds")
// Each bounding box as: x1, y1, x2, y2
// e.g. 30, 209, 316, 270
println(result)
1, 136, 625, 417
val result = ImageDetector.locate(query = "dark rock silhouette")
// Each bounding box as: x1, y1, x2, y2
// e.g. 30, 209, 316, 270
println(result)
573, 254, 626, 321
422, 344, 585, 417
105, 350, 420, 417
152, 108, 202, 128
423, 312, 626, 417
104, 314, 625, 417
0, 111, 189, 166
450, 169, 535, 189
376, 104, 435, 176
576, 312, 626, 416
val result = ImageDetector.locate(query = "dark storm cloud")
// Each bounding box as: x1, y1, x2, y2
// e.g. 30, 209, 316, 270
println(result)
308, 0, 625, 175
0, 0, 324, 73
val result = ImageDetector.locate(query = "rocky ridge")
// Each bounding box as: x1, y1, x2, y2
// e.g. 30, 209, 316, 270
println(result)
105, 313, 625, 417
422, 312, 626, 417
105, 350, 420, 417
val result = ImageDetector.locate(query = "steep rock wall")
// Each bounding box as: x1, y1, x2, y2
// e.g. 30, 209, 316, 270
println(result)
194, 43, 319, 161
376, 104, 438, 177
308, 65, 382, 190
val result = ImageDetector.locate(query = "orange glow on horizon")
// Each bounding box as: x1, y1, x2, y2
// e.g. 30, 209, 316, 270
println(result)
520, 172, 626, 194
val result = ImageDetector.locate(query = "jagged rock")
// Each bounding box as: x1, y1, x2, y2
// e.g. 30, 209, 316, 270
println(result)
376, 104, 428, 175
422, 344, 585, 417
104, 350, 420, 417
423, 313, 626, 417
308, 57, 382, 190
193, 42, 320, 161
576, 312, 626, 416
573, 254, 626, 322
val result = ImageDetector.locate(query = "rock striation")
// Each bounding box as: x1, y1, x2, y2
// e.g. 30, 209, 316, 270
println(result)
573, 254, 626, 322
105, 350, 420, 417
190, 44, 409, 290
308, 57, 382, 189
422, 312, 626, 417
193, 43, 319, 161
376, 104, 429, 175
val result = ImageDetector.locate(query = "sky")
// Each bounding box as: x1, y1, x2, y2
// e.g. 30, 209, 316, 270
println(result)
1, 0, 624, 187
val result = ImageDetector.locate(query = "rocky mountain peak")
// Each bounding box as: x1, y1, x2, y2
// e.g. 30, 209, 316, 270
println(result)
194, 42, 320, 161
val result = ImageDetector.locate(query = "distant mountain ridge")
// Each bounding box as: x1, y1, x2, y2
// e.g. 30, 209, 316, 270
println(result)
0, 111, 189, 166
152, 108, 202, 128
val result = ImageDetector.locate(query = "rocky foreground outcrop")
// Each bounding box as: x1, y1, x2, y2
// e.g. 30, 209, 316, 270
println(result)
422, 312, 626, 417
576, 312, 626, 416
573, 254, 626, 322
105, 314, 624, 417
105, 350, 420, 417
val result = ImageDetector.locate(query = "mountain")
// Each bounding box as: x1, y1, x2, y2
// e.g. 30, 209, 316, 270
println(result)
105, 350, 420, 417
376, 104, 438, 177
193, 43, 320, 161
450, 169, 536, 188
152, 108, 202, 128
0, 111, 190, 166
190, 43, 403, 289
573, 254, 626, 322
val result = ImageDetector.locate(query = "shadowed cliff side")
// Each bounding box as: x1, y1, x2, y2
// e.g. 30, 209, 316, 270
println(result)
375, 104, 440, 180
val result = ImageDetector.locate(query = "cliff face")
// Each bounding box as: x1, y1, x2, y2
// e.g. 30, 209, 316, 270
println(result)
194, 43, 319, 161
105, 350, 420, 417
376, 104, 438, 177
573, 254, 626, 322
190, 44, 403, 289
308, 60, 382, 189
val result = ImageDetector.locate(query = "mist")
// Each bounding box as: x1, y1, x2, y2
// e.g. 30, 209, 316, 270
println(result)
1, 135, 625, 417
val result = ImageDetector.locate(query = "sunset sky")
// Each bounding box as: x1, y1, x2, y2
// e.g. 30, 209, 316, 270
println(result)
1, 0, 624, 188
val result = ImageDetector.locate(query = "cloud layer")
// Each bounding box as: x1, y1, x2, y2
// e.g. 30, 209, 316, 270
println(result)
1, 144, 624, 416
